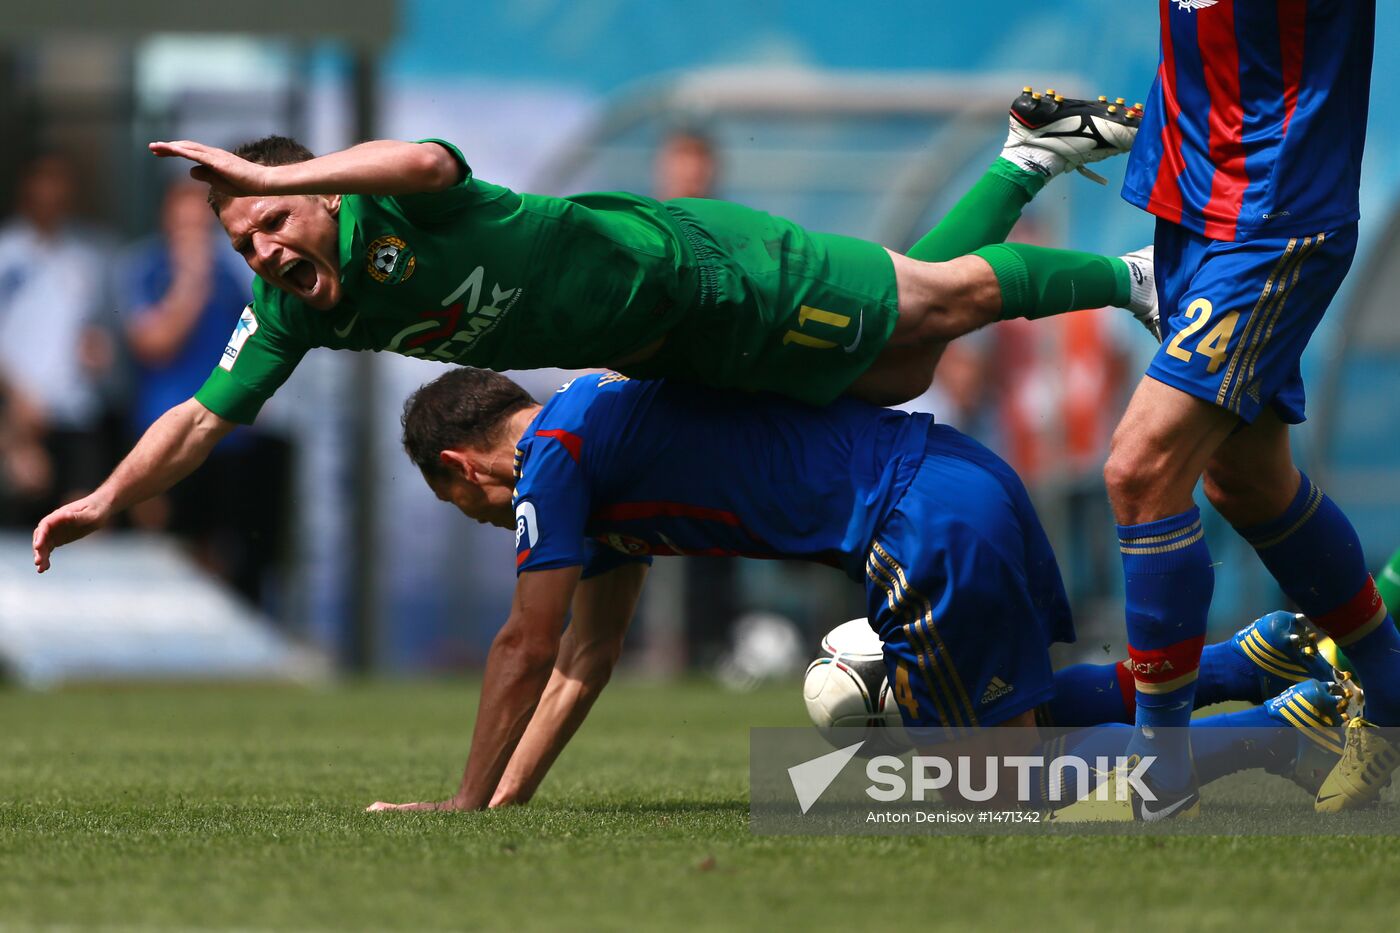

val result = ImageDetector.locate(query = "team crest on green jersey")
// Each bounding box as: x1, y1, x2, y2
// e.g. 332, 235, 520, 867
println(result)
367, 235, 417, 284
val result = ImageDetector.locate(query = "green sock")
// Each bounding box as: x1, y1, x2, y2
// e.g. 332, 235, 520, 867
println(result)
972, 243, 1132, 320
905, 159, 1047, 263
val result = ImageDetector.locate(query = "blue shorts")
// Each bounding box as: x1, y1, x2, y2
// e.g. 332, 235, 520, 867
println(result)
863, 425, 1074, 731
1147, 219, 1358, 424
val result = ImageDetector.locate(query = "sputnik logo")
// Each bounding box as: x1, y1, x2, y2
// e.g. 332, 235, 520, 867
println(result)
787, 742, 865, 814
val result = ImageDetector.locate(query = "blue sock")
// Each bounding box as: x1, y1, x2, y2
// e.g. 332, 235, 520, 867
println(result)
1042, 639, 1259, 728
1188, 705, 1290, 784
1240, 474, 1400, 725
1120, 507, 1214, 790
1198, 639, 1264, 705
1027, 708, 1283, 807
1043, 662, 1134, 726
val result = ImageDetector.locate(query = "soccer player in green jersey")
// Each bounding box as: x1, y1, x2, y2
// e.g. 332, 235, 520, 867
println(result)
32, 90, 1156, 572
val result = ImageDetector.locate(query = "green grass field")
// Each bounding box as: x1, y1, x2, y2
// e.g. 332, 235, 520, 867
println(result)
2, 679, 1396, 931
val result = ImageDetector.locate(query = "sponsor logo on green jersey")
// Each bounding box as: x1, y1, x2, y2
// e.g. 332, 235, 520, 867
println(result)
385, 266, 523, 359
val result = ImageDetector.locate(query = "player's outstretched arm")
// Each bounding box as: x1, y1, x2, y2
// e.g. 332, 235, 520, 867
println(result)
32, 398, 234, 573
367, 566, 581, 813
490, 562, 648, 807
148, 139, 462, 199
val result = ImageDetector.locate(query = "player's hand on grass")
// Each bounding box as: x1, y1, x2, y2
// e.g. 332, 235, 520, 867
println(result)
33, 494, 112, 573
366, 799, 474, 813
149, 140, 271, 197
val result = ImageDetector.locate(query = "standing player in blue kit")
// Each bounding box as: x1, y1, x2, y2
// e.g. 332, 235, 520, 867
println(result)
1104, 0, 1398, 818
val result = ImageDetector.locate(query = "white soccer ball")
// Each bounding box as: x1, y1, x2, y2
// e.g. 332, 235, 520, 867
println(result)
803, 618, 911, 755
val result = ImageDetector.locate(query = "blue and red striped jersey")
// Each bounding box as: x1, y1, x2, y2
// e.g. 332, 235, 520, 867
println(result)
510, 374, 934, 581
1122, 0, 1374, 242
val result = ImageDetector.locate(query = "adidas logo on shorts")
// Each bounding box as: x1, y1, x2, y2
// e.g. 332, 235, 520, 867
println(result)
981, 676, 1015, 706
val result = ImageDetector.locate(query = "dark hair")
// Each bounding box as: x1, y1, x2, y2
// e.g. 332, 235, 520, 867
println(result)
207, 135, 316, 214
401, 368, 535, 479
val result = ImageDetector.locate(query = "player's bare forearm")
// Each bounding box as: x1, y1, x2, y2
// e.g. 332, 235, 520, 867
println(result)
150, 139, 460, 198
489, 667, 576, 807
96, 399, 232, 511
32, 398, 233, 572
486, 645, 617, 808
491, 564, 647, 806
448, 618, 560, 809
367, 567, 580, 813
266, 141, 462, 196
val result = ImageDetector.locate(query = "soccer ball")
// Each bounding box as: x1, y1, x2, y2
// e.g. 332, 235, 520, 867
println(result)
803, 618, 911, 755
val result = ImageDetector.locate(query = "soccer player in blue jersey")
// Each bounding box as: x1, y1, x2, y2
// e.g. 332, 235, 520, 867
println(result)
366, 369, 1352, 814
1104, 0, 1399, 817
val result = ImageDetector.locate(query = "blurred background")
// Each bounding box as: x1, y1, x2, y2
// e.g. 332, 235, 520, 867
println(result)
1, 0, 1398, 687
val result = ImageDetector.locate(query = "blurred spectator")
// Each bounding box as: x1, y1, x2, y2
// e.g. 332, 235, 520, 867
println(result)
650, 127, 743, 668
117, 178, 291, 605
654, 128, 719, 201
0, 373, 53, 508
0, 152, 119, 525
993, 310, 1134, 630
894, 333, 1000, 442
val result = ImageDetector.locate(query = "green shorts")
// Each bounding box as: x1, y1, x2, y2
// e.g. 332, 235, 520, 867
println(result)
619, 198, 901, 406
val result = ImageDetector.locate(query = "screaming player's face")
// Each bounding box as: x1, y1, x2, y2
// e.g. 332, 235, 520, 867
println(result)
426, 469, 515, 529
218, 194, 343, 310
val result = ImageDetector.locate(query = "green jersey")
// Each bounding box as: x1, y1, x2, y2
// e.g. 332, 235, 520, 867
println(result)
196, 140, 697, 424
